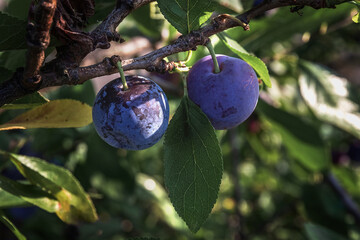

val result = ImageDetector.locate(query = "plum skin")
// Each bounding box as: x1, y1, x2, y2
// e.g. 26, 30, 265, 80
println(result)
92, 75, 169, 150
187, 55, 259, 130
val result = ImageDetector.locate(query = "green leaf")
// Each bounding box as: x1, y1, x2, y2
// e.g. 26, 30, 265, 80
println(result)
157, 0, 214, 34
0, 151, 98, 224
0, 188, 28, 208
0, 175, 58, 212
353, 12, 359, 23
257, 100, 330, 171
131, 3, 164, 38
0, 210, 26, 240
136, 174, 187, 231
232, 4, 352, 52
299, 61, 360, 139
0, 12, 27, 50
218, 32, 271, 87
1, 92, 49, 110
0, 67, 48, 110
211, 0, 243, 14
164, 96, 223, 232
305, 223, 349, 240
0, 99, 92, 130
3, 0, 32, 20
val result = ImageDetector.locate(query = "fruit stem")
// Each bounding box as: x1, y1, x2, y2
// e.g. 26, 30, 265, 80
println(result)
117, 61, 128, 90
206, 41, 220, 74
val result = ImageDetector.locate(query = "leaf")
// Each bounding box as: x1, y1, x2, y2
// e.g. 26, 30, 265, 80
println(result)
136, 174, 187, 231
233, 4, 352, 52
0, 67, 47, 110
0, 151, 98, 224
211, 0, 243, 14
299, 61, 360, 139
353, 12, 359, 23
0, 99, 92, 130
0, 12, 27, 50
164, 96, 223, 232
3, 0, 32, 20
0, 188, 28, 208
0, 210, 27, 240
257, 100, 330, 171
131, 3, 164, 38
305, 223, 349, 240
1, 92, 49, 110
218, 32, 271, 87
0, 175, 59, 212
157, 0, 214, 34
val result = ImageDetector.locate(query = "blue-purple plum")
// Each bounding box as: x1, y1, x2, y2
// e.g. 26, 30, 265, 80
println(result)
92, 76, 169, 150
187, 55, 259, 130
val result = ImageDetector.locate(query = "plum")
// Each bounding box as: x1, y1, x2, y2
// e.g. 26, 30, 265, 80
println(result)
187, 55, 259, 130
92, 75, 169, 150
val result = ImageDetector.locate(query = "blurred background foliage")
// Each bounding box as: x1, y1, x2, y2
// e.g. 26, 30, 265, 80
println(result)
0, 0, 360, 239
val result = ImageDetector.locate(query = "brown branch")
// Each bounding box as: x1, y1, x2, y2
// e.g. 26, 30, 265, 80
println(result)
0, 0, 347, 107
22, 0, 57, 89
90, 0, 155, 48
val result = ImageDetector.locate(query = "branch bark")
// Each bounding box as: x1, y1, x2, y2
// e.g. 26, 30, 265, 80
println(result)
0, 0, 349, 107
22, 0, 57, 89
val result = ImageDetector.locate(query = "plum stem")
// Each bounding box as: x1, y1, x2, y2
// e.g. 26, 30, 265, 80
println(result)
116, 61, 128, 90
206, 41, 220, 74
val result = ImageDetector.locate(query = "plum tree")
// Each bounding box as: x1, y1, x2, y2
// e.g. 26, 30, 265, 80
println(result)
187, 55, 259, 130
92, 75, 169, 150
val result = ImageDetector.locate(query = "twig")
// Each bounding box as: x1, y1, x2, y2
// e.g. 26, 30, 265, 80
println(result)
91, 0, 155, 48
0, 0, 349, 107
325, 173, 360, 225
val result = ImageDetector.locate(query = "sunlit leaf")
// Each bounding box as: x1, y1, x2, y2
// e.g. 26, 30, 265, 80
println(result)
0, 188, 28, 208
164, 96, 223, 232
218, 32, 271, 87
157, 0, 214, 34
299, 60, 360, 139
136, 174, 187, 231
1, 92, 49, 110
0, 151, 98, 224
0, 175, 58, 212
0, 99, 92, 130
353, 12, 359, 23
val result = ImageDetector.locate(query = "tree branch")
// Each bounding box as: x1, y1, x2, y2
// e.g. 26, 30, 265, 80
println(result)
325, 173, 360, 225
90, 0, 155, 49
0, 0, 348, 107
22, 0, 57, 89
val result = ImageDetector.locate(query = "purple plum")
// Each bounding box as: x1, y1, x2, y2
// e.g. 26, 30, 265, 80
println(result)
187, 55, 259, 130
92, 76, 169, 150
